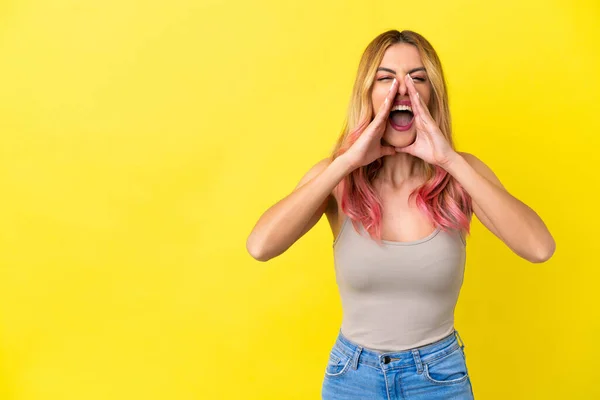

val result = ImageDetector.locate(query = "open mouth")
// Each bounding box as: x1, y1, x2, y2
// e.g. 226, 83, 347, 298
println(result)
389, 105, 414, 131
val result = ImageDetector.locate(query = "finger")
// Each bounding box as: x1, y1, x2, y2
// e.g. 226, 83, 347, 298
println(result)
405, 74, 433, 126
374, 78, 398, 123
366, 79, 397, 139
415, 90, 431, 125
395, 144, 414, 155
382, 145, 396, 156
404, 74, 423, 121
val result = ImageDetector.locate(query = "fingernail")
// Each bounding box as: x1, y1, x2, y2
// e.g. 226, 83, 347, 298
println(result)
406, 73, 413, 82
389, 78, 396, 91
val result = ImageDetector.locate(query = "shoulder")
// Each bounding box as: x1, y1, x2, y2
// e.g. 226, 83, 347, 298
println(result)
294, 157, 332, 189
456, 151, 504, 188
457, 151, 485, 174
294, 156, 338, 210
457, 151, 480, 166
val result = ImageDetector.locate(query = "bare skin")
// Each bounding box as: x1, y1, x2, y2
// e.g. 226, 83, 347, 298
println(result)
326, 43, 438, 243
248, 44, 554, 262
325, 175, 436, 244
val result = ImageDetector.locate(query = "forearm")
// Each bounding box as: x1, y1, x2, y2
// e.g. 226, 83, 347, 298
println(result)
443, 152, 555, 262
247, 155, 354, 261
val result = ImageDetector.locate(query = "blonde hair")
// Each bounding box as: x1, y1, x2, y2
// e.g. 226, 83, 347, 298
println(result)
330, 30, 472, 244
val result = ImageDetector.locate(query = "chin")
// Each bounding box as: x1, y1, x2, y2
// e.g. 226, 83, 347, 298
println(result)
382, 127, 416, 148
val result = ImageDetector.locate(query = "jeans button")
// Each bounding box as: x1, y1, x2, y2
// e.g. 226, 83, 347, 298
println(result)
382, 356, 391, 364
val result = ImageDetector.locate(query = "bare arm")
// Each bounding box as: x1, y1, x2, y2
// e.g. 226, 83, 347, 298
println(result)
246, 155, 354, 262
247, 78, 400, 262
446, 152, 555, 263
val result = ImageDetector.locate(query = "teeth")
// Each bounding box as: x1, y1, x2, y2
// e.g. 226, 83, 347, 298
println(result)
391, 104, 412, 112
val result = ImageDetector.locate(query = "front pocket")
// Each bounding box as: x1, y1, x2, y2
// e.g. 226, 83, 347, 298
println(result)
324, 351, 352, 377
423, 348, 469, 386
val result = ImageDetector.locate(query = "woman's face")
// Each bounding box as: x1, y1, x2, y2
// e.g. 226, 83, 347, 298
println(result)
371, 43, 432, 148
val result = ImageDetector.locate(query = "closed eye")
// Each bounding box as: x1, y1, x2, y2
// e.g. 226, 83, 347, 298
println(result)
377, 76, 426, 82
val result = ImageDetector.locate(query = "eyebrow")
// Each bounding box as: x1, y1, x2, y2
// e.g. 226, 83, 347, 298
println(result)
376, 67, 426, 75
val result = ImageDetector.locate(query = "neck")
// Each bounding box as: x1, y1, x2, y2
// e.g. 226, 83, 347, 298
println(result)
374, 153, 423, 189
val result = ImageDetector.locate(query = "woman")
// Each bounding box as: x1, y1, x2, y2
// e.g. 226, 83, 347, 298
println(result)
246, 30, 555, 400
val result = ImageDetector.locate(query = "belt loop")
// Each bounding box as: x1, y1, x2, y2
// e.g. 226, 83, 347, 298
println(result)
455, 330, 465, 350
411, 349, 423, 374
352, 346, 363, 370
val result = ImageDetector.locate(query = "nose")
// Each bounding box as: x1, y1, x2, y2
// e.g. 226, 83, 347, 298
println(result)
395, 77, 408, 96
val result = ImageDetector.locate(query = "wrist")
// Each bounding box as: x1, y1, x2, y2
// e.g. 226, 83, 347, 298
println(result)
439, 151, 462, 171
335, 154, 358, 174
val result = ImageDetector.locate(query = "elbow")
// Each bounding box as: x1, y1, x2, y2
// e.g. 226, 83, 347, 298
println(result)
529, 238, 556, 264
246, 237, 271, 262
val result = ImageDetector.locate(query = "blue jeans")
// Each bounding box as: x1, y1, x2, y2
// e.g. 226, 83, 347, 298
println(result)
321, 328, 475, 399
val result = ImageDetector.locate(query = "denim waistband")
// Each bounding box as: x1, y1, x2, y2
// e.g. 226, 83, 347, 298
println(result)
332, 328, 466, 371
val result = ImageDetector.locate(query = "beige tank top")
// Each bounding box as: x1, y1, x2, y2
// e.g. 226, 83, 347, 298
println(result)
332, 216, 467, 352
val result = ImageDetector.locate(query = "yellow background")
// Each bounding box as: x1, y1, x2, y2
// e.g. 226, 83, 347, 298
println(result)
0, 0, 598, 399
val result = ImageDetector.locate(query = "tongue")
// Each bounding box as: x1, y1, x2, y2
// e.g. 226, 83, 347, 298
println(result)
390, 111, 413, 127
